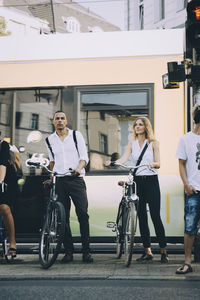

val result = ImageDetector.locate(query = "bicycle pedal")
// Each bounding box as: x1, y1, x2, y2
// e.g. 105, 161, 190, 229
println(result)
107, 221, 115, 228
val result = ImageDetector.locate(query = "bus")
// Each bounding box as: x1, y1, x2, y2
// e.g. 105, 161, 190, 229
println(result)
0, 29, 186, 245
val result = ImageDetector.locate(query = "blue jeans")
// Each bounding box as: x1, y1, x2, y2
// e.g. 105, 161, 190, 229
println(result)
185, 191, 200, 235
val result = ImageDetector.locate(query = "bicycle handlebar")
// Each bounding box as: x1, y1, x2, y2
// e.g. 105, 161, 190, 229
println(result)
26, 161, 73, 176
112, 162, 155, 172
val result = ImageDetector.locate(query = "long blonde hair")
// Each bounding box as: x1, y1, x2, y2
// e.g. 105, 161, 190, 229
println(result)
132, 116, 155, 143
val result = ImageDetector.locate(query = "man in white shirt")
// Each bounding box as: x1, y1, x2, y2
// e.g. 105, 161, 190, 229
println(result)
45, 111, 93, 263
176, 104, 200, 274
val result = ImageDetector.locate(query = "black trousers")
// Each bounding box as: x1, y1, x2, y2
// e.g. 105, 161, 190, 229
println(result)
56, 176, 90, 253
135, 175, 167, 249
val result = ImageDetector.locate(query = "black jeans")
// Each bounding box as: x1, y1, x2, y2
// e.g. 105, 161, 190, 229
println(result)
135, 175, 167, 249
56, 176, 90, 254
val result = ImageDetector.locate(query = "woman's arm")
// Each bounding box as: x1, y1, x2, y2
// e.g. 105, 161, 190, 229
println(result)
105, 141, 132, 167
115, 142, 132, 164
150, 140, 160, 169
0, 165, 6, 183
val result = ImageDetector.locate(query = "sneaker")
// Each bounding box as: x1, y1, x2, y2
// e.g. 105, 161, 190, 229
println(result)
82, 252, 93, 263
61, 253, 73, 263
136, 253, 153, 262
161, 253, 169, 263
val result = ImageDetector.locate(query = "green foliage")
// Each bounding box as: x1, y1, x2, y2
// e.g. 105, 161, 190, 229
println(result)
0, 16, 11, 36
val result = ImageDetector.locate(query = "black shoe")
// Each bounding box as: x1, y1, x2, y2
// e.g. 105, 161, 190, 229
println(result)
161, 253, 169, 263
61, 253, 73, 263
82, 252, 93, 263
136, 253, 153, 262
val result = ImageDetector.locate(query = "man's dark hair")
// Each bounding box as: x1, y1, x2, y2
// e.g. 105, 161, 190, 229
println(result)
53, 110, 66, 119
193, 105, 200, 124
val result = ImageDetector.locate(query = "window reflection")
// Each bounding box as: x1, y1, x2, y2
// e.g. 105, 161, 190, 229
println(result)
80, 90, 149, 172
0, 88, 61, 176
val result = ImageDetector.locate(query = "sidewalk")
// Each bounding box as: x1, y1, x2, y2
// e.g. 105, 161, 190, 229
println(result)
0, 253, 200, 281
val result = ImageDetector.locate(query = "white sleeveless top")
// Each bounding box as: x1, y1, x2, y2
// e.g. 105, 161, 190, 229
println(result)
131, 139, 158, 176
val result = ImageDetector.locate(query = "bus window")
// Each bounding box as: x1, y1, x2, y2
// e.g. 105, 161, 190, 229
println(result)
78, 84, 154, 173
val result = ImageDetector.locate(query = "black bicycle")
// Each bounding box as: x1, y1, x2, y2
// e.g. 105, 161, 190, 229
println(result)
27, 161, 68, 269
107, 163, 150, 267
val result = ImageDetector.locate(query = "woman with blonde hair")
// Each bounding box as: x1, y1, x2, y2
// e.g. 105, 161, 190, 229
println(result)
106, 116, 168, 262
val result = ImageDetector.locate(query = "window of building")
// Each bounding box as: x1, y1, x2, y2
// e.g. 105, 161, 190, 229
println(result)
75, 84, 154, 173
139, 1, 144, 30
100, 111, 105, 121
99, 133, 108, 154
62, 16, 80, 33
176, 0, 186, 11
154, 0, 165, 22
30, 113, 39, 130
16, 112, 22, 128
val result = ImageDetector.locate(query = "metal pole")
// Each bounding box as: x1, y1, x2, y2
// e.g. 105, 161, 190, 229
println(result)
127, 0, 130, 31
10, 91, 16, 145
50, 0, 56, 33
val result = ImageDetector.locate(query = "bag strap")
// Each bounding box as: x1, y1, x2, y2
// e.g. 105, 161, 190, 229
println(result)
133, 142, 148, 176
73, 130, 80, 157
45, 137, 54, 160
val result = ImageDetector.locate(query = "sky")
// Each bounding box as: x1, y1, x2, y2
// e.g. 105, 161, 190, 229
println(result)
75, 0, 126, 30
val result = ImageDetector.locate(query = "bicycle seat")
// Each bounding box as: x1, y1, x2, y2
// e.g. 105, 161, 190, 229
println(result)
118, 181, 128, 186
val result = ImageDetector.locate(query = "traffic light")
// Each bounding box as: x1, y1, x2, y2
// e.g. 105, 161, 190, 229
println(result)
186, 0, 200, 49
167, 61, 186, 82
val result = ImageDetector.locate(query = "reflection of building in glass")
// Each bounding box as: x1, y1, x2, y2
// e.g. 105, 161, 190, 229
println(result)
0, 89, 61, 175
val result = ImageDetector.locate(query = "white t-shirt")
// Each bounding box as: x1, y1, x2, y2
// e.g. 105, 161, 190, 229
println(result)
176, 131, 200, 190
131, 139, 158, 176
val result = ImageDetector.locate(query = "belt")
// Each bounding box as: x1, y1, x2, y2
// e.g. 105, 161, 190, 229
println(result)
134, 175, 158, 180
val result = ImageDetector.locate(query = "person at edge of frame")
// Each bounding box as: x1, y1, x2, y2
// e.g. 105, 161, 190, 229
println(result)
44, 111, 93, 263
105, 116, 169, 263
0, 135, 17, 258
176, 104, 200, 275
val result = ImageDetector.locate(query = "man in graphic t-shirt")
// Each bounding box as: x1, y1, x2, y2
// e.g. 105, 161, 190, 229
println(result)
176, 104, 200, 274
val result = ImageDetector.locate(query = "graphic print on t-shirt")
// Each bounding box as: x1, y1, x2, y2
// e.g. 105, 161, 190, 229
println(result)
196, 143, 200, 170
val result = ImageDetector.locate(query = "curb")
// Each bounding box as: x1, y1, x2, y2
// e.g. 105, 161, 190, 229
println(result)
0, 274, 200, 281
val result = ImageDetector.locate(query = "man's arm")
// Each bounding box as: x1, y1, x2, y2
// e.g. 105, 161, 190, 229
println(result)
179, 159, 197, 195
75, 160, 86, 176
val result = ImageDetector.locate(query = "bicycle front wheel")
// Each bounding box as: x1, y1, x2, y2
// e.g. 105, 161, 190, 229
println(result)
39, 201, 66, 269
124, 201, 136, 267
116, 203, 123, 259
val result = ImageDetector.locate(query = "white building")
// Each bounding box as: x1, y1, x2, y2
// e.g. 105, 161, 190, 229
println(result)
0, 6, 50, 36
126, 0, 187, 31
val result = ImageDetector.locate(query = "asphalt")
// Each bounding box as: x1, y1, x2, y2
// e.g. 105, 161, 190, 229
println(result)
0, 248, 200, 281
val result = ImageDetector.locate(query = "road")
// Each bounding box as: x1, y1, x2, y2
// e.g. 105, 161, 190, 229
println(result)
0, 279, 200, 300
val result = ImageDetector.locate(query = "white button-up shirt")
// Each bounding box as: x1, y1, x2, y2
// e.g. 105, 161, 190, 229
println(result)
46, 128, 89, 176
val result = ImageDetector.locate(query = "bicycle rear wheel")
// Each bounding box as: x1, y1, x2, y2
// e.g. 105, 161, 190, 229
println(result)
116, 203, 123, 259
39, 201, 66, 269
124, 201, 136, 267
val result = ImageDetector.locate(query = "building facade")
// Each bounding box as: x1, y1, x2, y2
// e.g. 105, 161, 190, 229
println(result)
0, 0, 119, 35
126, 0, 187, 30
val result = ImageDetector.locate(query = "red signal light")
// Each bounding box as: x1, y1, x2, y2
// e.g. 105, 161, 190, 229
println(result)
193, 6, 200, 20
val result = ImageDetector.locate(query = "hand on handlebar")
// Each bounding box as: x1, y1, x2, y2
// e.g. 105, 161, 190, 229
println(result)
105, 160, 116, 167
43, 178, 53, 187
